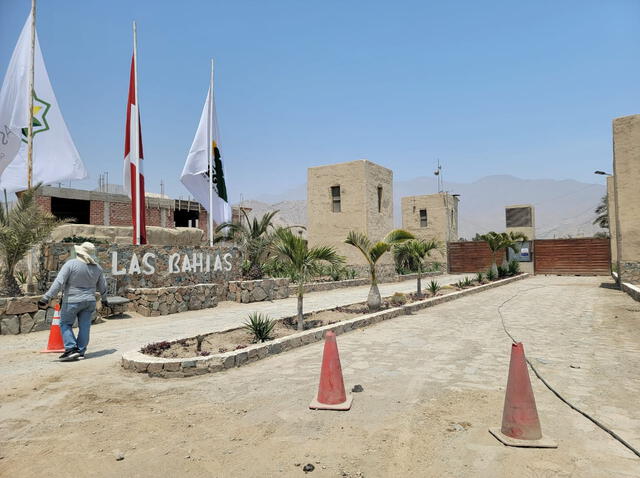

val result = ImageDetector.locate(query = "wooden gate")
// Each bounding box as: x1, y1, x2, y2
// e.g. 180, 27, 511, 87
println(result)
533, 238, 610, 275
447, 241, 505, 274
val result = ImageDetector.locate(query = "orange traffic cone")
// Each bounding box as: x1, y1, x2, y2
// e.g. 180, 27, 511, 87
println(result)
309, 331, 353, 411
40, 304, 65, 353
489, 342, 557, 447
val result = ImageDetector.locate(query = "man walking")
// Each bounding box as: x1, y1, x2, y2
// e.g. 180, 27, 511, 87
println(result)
38, 242, 108, 362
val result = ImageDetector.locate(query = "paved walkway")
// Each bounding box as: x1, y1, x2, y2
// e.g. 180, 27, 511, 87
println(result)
0, 273, 468, 383
1, 275, 639, 477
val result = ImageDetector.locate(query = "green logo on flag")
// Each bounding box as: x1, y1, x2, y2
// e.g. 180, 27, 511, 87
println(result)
21, 92, 51, 143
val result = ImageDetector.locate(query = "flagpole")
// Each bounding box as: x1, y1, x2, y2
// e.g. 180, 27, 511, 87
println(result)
208, 59, 214, 247
132, 20, 141, 245
26, 0, 36, 189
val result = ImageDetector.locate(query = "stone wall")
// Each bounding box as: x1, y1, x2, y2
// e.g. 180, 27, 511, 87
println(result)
226, 278, 290, 303
40, 243, 242, 295
126, 284, 219, 316
0, 295, 104, 335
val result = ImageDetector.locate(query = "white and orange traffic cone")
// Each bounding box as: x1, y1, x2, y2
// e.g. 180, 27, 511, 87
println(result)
40, 304, 65, 353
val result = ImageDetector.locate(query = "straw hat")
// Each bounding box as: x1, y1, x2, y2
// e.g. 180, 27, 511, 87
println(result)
74, 242, 97, 265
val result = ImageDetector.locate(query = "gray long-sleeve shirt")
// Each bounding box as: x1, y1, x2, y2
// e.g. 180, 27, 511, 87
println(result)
43, 259, 107, 303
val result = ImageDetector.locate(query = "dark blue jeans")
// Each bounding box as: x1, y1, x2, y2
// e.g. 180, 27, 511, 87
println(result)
60, 300, 95, 353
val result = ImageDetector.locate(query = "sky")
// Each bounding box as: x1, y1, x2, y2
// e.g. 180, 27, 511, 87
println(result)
1, 0, 638, 203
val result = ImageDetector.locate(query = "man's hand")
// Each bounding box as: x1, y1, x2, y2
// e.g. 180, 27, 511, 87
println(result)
37, 297, 48, 308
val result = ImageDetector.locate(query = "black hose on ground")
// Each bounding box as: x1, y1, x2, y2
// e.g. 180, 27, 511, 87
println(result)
496, 285, 640, 459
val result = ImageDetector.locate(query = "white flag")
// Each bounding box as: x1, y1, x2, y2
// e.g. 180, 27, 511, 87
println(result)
180, 85, 231, 226
0, 13, 87, 193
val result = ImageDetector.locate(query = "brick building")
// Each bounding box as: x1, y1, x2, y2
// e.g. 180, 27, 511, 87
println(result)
35, 185, 211, 237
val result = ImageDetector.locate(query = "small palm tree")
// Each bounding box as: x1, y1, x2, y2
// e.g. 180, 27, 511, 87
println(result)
218, 210, 279, 279
479, 231, 527, 275
271, 228, 344, 331
345, 229, 414, 310
393, 238, 440, 297
0, 185, 64, 296
593, 195, 608, 229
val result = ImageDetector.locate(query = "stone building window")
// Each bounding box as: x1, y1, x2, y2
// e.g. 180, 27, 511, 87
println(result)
419, 209, 428, 227
331, 186, 341, 213
377, 186, 383, 213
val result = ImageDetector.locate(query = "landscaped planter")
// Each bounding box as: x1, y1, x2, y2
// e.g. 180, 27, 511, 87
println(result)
122, 273, 529, 377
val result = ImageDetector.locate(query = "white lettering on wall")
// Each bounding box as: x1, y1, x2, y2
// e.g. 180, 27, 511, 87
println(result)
213, 254, 223, 272
168, 253, 180, 273
111, 251, 126, 276
192, 253, 203, 273
128, 254, 141, 274
223, 253, 233, 271
141, 253, 156, 275
181, 254, 192, 273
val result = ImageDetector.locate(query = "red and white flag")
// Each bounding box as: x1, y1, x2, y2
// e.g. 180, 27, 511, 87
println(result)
123, 48, 147, 245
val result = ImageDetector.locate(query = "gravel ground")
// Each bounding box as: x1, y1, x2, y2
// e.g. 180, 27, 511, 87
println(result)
1, 275, 639, 477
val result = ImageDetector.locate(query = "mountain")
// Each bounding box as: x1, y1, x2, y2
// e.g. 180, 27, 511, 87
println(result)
235, 175, 607, 239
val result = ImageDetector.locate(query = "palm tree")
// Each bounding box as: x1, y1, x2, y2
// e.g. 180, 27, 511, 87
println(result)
480, 231, 527, 274
271, 228, 344, 331
217, 210, 279, 279
593, 195, 608, 229
0, 185, 64, 296
393, 238, 440, 297
345, 229, 415, 310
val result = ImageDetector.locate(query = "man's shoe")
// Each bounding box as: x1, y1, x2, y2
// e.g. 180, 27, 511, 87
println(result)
59, 348, 80, 362
78, 352, 85, 360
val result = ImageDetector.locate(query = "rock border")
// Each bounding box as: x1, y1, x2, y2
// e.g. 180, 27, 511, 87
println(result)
122, 273, 529, 378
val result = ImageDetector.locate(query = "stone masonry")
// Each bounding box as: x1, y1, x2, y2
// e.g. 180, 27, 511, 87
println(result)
126, 284, 219, 317
612, 114, 640, 285
307, 160, 394, 270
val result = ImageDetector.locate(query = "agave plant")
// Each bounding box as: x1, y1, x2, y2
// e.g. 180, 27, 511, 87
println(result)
476, 271, 484, 283
486, 268, 497, 281
345, 229, 414, 310
243, 312, 276, 342
463, 276, 473, 287
427, 279, 441, 296
508, 259, 520, 276
393, 238, 440, 297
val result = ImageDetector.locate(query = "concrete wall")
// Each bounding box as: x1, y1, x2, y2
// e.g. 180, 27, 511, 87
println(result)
607, 176, 617, 263
307, 160, 393, 269
612, 115, 640, 285
401, 193, 458, 263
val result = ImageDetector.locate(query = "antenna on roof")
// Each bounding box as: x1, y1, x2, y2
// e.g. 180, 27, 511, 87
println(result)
434, 159, 443, 193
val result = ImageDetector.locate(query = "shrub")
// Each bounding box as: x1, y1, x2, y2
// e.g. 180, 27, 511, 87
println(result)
430, 262, 442, 272
476, 271, 484, 283
427, 279, 441, 296
486, 268, 497, 281
390, 292, 407, 305
455, 279, 466, 289
497, 265, 508, 278
243, 312, 276, 342
508, 259, 520, 276
61, 235, 108, 245
463, 276, 473, 287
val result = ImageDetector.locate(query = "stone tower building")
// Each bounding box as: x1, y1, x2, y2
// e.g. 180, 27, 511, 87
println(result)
400, 193, 459, 264
612, 114, 640, 286
307, 160, 394, 276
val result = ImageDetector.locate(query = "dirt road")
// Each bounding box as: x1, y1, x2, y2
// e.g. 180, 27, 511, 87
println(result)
1, 275, 639, 477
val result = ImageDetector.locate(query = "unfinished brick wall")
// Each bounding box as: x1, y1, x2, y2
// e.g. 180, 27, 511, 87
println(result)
109, 202, 131, 226
36, 196, 51, 212
89, 201, 104, 225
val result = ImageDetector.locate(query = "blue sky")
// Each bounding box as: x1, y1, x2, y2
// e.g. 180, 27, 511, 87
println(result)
1, 0, 638, 202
